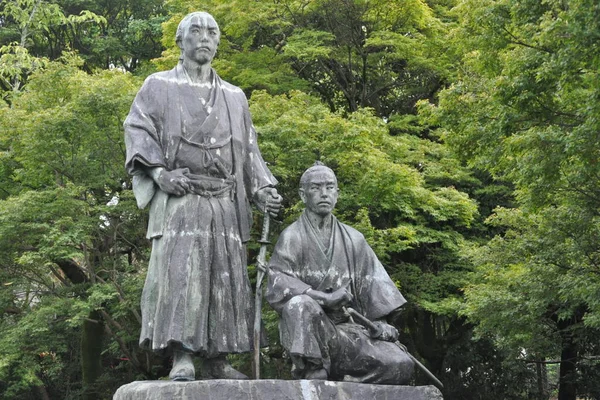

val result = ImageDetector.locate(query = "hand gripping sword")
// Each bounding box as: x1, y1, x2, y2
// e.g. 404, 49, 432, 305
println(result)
343, 306, 444, 390
253, 213, 270, 379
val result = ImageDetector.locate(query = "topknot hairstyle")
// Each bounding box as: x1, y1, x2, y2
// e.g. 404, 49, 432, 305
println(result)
299, 161, 336, 187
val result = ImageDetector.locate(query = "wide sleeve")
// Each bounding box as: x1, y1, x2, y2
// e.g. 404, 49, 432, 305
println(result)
124, 76, 167, 176
266, 225, 311, 313
240, 95, 278, 199
349, 229, 407, 321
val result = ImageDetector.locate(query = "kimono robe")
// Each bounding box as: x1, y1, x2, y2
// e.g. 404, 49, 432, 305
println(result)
124, 64, 276, 357
266, 212, 414, 384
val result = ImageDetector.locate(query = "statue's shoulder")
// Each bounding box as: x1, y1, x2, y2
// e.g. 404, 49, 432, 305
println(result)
147, 69, 173, 79
137, 70, 175, 93
215, 74, 247, 101
280, 219, 302, 239
336, 218, 366, 243
275, 219, 305, 247
145, 68, 177, 83
218, 77, 244, 94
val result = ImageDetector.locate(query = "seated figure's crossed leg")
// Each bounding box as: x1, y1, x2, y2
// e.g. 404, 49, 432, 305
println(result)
330, 323, 414, 384
280, 295, 336, 378
280, 295, 414, 384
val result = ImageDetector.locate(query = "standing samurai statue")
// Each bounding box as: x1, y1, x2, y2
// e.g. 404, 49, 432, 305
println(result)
124, 11, 282, 381
266, 163, 414, 384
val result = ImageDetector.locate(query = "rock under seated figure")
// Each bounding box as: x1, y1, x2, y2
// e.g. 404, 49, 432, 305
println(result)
266, 163, 415, 384
124, 11, 282, 381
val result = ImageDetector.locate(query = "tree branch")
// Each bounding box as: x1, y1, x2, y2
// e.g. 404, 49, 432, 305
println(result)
501, 26, 552, 53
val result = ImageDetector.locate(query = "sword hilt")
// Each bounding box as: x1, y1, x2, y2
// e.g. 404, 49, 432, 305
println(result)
344, 307, 383, 338
260, 212, 270, 243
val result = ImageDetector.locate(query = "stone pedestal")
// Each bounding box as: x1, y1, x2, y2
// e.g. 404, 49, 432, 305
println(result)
113, 379, 443, 400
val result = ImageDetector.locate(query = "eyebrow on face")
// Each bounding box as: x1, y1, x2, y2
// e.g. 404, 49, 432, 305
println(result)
188, 18, 219, 31
307, 180, 337, 187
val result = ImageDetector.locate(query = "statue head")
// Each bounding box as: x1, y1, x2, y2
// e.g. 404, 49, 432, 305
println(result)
175, 11, 221, 65
299, 162, 339, 217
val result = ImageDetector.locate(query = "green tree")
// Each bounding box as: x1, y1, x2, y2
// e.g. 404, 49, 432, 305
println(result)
0, 1, 566, 398
0, 57, 154, 399
49, 0, 168, 72
0, 0, 166, 86
160, 0, 451, 116
0, 0, 106, 95
426, 0, 600, 398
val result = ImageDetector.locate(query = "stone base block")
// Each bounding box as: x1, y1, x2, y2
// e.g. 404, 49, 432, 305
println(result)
113, 379, 443, 400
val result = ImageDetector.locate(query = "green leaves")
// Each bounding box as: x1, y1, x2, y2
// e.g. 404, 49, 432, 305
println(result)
2, 59, 139, 189
283, 29, 335, 59
430, 1, 600, 395
435, 0, 600, 208
0, 0, 166, 81
161, 0, 449, 115
0, 57, 152, 396
461, 205, 600, 355
0, 43, 48, 96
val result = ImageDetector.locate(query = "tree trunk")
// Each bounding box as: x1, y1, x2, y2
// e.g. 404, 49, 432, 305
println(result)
535, 359, 549, 400
35, 384, 51, 400
554, 305, 586, 400
557, 333, 578, 400
553, 312, 581, 400
81, 310, 105, 400
56, 259, 106, 399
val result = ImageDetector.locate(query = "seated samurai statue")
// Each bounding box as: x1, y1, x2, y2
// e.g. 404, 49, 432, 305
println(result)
266, 163, 415, 384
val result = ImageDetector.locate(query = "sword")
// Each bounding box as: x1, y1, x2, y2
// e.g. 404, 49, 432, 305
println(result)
343, 307, 444, 390
253, 212, 270, 379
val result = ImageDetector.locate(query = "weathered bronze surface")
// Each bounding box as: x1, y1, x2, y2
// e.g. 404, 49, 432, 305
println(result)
266, 163, 414, 384
124, 11, 282, 381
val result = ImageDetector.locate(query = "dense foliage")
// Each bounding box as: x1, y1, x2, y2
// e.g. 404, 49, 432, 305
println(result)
423, 0, 600, 398
0, 1, 598, 399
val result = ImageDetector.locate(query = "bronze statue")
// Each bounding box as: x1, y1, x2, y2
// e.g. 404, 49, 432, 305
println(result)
266, 163, 414, 384
124, 11, 282, 381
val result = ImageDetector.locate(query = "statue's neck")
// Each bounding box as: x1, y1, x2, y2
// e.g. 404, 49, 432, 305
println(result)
305, 210, 333, 251
305, 210, 332, 231
182, 60, 212, 84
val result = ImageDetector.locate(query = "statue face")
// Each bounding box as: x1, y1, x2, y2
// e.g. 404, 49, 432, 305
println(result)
300, 169, 339, 217
180, 13, 220, 65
